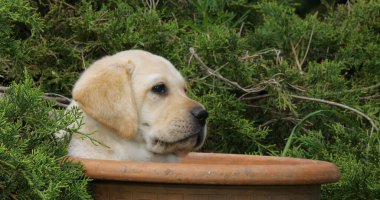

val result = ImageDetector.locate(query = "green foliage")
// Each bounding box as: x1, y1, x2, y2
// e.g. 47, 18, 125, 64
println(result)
0, 74, 91, 199
198, 92, 272, 154
1, 0, 380, 199
287, 123, 380, 199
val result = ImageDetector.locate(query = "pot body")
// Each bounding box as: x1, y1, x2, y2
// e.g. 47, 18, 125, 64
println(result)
92, 181, 321, 200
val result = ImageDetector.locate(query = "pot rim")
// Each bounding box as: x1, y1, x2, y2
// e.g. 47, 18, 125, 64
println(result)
70, 152, 340, 185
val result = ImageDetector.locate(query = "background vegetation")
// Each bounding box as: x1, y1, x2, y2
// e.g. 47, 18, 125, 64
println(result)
1, 0, 379, 199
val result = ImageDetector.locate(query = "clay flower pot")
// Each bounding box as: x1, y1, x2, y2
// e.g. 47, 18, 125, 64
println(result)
72, 152, 340, 200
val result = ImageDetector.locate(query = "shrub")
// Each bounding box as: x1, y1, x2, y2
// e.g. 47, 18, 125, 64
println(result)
0, 74, 91, 199
1, 0, 379, 199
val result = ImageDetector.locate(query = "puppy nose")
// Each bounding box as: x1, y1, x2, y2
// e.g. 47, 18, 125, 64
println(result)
191, 106, 208, 124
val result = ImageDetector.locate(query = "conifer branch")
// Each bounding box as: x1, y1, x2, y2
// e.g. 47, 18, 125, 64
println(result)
0, 86, 71, 108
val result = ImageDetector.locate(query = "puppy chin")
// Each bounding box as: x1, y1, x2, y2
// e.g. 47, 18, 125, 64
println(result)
145, 138, 195, 155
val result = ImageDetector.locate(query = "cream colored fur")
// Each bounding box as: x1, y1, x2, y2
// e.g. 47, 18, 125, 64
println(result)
66, 50, 207, 162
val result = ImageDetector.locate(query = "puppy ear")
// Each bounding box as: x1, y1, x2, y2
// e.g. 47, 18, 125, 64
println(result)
73, 60, 137, 138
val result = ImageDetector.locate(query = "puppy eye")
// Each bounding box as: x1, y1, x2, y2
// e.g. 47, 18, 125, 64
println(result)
152, 83, 167, 95
184, 88, 188, 94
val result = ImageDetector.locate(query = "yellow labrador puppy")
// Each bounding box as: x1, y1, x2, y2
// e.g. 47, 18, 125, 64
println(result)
67, 50, 208, 162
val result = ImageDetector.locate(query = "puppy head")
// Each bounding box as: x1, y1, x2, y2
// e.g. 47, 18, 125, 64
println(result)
73, 50, 207, 156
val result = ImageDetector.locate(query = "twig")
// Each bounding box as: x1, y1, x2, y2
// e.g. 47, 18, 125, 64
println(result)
242, 93, 378, 132
343, 83, 380, 93
0, 86, 6, 93
143, 0, 160, 12
44, 93, 72, 104
290, 27, 315, 75
44, 97, 70, 108
260, 117, 300, 127
347, 0, 352, 15
241, 48, 282, 65
290, 95, 379, 132
189, 48, 270, 94
360, 94, 380, 100
199, 63, 229, 81
242, 94, 274, 101
80, 47, 86, 70
300, 26, 314, 68
52, 0, 76, 9
238, 22, 245, 37
325, 83, 380, 97
290, 41, 304, 75
287, 83, 307, 92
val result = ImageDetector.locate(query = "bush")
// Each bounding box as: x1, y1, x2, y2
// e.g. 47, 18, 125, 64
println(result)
0, 74, 91, 199
1, 0, 379, 199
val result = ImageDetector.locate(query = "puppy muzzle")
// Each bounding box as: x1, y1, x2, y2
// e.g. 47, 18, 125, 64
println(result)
147, 107, 208, 155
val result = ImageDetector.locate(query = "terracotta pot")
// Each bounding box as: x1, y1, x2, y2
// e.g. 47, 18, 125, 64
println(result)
72, 153, 340, 200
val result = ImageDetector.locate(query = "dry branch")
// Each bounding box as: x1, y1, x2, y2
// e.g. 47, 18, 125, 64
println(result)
290, 95, 379, 132
301, 26, 314, 69
290, 27, 315, 75
241, 48, 282, 62
343, 83, 380, 93
189, 47, 278, 95
245, 93, 379, 132
290, 41, 303, 74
